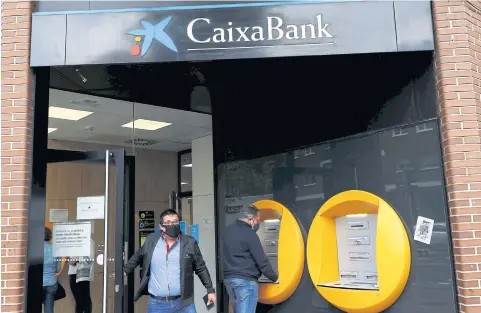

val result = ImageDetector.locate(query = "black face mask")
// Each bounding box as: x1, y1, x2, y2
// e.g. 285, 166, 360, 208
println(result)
252, 223, 260, 232
163, 224, 181, 238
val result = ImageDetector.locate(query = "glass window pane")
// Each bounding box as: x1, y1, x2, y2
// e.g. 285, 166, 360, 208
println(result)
218, 119, 456, 313
180, 152, 193, 193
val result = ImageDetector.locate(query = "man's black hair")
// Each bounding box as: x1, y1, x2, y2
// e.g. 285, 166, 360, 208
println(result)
45, 226, 52, 242
159, 209, 178, 224
239, 204, 260, 219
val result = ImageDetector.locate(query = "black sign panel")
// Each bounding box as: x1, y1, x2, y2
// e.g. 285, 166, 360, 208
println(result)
60, 2, 401, 65
139, 219, 155, 229
31, 1, 434, 66
139, 210, 154, 220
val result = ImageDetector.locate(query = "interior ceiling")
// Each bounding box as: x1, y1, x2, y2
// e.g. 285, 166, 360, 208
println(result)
48, 88, 212, 151
50, 62, 213, 112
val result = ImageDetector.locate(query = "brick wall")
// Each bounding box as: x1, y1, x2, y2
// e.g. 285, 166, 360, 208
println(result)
1, 1, 34, 313
434, 1, 481, 312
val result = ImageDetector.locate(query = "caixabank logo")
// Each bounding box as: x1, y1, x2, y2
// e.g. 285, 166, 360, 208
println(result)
127, 13, 334, 57
127, 16, 178, 56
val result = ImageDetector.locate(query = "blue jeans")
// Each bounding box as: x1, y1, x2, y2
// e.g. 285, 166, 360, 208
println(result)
43, 282, 58, 313
147, 297, 197, 313
224, 278, 258, 313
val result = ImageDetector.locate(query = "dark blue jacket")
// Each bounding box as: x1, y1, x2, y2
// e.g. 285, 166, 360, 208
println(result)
223, 220, 278, 282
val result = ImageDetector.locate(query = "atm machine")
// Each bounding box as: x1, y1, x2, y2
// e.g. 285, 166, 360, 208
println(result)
257, 219, 281, 283
321, 214, 379, 290
306, 190, 411, 313
253, 200, 305, 305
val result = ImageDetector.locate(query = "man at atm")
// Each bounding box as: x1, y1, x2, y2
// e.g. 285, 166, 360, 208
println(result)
223, 204, 279, 313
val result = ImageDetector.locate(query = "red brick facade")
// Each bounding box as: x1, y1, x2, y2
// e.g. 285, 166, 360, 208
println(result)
434, 1, 481, 312
1, 1, 34, 312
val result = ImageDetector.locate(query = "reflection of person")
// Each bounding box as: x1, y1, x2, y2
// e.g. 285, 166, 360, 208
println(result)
124, 209, 216, 313
68, 238, 94, 313
223, 205, 279, 313
43, 227, 61, 313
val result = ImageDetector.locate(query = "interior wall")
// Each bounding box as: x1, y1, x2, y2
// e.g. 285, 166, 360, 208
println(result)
46, 140, 177, 313
191, 135, 216, 313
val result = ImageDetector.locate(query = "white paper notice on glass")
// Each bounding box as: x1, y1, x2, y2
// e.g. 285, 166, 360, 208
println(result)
49, 209, 68, 223
52, 222, 91, 257
77, 196, 105, 220
414, 216, 434, 245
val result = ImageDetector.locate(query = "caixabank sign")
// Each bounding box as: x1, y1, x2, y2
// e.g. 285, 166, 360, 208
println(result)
127, 14, 334, 56
30, 1, 434, 66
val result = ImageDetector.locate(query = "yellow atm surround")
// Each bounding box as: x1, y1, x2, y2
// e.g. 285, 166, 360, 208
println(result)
306, 190, 411, 313
45, 221, 66, 275
253, 200, 304, 305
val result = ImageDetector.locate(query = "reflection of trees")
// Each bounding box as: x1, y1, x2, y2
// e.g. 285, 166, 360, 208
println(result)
223, 154, 287, 199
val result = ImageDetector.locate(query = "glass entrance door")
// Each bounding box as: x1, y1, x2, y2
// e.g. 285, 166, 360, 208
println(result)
45, 149, 125, 313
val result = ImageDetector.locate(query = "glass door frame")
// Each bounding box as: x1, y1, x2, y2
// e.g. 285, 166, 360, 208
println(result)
43, 148, 127, 313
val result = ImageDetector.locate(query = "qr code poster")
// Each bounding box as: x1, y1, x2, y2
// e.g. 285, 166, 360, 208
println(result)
413, 216, 434, 245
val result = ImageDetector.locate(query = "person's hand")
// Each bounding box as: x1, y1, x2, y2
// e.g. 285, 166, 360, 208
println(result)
207, 293, 216, 305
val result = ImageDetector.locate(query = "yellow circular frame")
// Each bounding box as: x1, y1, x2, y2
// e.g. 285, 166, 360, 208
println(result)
253, 200, 305, 305
306, 190, 411, 313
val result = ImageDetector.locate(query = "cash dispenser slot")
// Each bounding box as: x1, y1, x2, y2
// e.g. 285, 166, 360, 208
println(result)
347, 221, 368, 230
364, 272, 378, 281
340, 271, 359, 280
265, 225, 280, 232
349, 252, 371, 261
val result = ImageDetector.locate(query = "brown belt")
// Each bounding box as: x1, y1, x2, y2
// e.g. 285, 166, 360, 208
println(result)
150, 294, 181, 301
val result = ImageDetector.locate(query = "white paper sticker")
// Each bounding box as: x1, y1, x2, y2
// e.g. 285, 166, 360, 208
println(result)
52, 222, 91, 257
49, 209, 68, 223
77, 196, 105, 220
414, 216, 434, 245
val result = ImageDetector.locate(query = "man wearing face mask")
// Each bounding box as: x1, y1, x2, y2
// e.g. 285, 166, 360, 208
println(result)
223, 204, 279, 313
124, 209, 216, 313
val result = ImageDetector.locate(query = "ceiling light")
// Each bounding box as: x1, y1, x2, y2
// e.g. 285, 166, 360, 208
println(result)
183, 164, 192, 167
181, 182, 188, 185
122, 119, 172, 131
49, 106, 94, 121
48, 128, 57, 134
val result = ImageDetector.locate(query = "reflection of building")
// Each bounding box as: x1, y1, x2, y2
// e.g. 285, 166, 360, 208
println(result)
380, 120, 445, 221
